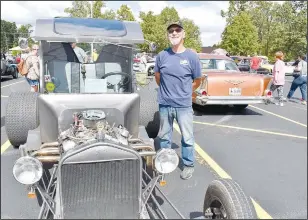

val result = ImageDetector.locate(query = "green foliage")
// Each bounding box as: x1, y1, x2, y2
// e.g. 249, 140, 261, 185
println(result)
220, 12, 259, 55
116, 5, 135, 21
221, 1, 307, 61
1, 20, 17, 52
1, 20, 35, 53
64, 0, 116, 19
138, 7, 202, 53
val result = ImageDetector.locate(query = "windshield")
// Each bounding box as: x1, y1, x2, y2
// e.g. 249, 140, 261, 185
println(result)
42, 42, 135, 94
200, 59, 239, 71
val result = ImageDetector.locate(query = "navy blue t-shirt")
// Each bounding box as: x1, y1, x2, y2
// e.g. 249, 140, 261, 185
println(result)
154, 48, 202, 107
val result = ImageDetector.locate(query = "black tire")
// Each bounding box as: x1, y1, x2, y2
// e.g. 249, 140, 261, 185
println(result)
137, 85, 160, 139
5, 92, 39, 148
203, 179, 257, 219
12, 67, 18, 79
147, 66, 154, 76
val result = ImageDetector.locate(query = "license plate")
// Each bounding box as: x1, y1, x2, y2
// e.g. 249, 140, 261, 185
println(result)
229, 87, 241, 96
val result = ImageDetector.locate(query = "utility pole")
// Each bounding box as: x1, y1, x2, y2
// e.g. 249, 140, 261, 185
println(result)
90, 1, 94, 62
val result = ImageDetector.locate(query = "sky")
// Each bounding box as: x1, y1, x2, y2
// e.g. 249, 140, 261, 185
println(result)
0, 1, 284, 47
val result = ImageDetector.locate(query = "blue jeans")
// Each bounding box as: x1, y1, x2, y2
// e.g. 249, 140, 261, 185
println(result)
287, 75, 307, 101
158, 104, 195, 167
25, 77, 39, 86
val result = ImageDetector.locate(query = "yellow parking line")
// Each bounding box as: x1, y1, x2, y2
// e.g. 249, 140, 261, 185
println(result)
249, 105, 307, 128
1, 140, 11, 154
193, 121, 307, 139
173, 123, 273, 219
173, 123, 273, 218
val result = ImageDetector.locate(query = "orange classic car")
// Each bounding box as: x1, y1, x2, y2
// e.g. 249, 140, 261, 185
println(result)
193, 53, 273, 110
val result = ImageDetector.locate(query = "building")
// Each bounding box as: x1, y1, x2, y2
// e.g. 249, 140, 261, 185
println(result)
201, 46, 214, 53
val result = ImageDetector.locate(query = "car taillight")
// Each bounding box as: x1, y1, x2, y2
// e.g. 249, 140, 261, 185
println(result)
202, 91, 207, 96
267, 91, 272, 97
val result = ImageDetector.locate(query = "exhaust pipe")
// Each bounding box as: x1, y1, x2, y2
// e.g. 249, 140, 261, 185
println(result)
36, 155, 60, 163
40, 142, 59, 149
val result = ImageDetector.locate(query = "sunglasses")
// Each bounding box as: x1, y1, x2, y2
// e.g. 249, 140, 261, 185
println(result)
168, 28, 182, 34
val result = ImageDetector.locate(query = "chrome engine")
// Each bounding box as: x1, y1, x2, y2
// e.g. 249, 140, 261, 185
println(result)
59, 110, 130, 152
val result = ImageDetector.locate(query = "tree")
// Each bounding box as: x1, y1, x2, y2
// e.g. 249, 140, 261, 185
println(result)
220, 12, 259, 55
220, 1, 307, 61
64, 0, 116, 19
138, 7, 202, 53
221, 1, 250, 24
181, 18, 202, 52
17, 24, 35, 48
116, 5, 135, 21
1, 20, 17, 52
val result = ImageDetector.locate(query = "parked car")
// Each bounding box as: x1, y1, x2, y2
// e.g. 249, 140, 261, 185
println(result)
237, 57, 270, 75
1, 53, 18, 79
230, 55, 245, 64
285, 61, 295, 75
133, 56, 155, 76
260, 59, 274, 73
194, 53, 273, 110
7, 17, 257, 219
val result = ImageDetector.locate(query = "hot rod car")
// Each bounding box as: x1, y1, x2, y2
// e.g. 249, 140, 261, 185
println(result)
193, 53, 273, 110
6, 17, 257, 219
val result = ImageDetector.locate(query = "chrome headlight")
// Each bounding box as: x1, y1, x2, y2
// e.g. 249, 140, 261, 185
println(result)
154, 148, 179, 174
13, 156, 43, 185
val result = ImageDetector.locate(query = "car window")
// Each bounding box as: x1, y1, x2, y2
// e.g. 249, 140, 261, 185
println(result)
43, 42, 133, 94
200, 59, 239, 72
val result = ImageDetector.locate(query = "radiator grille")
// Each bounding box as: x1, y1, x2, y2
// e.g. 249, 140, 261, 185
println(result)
60, 159, 141, 219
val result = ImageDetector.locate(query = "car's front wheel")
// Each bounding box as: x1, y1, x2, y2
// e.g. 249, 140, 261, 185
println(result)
147, 66, 154, 76
203, 179, 257, 219
5, 92, 39, 148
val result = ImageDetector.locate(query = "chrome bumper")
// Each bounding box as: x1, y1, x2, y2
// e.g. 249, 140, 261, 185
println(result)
194, 95, 270, 105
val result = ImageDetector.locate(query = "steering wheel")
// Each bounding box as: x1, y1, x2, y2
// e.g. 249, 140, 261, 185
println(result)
100, 71, 131, 88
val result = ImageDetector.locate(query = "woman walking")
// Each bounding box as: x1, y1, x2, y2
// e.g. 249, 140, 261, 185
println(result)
270, 51, 286, 106
25, 44, 40, 92
287, 54, 307, 105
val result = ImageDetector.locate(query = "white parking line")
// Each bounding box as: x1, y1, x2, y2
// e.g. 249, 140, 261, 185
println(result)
1, 80, 25, 89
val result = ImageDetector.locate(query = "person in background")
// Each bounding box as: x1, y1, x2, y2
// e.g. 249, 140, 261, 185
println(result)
139, 52, 148, 72
70, 42, 87, 63
25, 44, 40, 92
250, 53, 261, 73
270, 51, 286, 106
92, 49, 98, 62
154, 21, 202, 180
287, 54, 307, 105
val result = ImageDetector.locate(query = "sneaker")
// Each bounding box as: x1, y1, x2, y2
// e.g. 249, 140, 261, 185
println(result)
301, 101, 307, 105
180, 166, 194, 180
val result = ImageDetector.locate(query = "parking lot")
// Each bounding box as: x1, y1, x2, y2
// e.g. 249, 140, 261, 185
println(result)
1, 75, 307, 219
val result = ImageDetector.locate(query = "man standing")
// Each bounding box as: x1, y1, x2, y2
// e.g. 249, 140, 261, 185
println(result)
250, 53, 261, 73
154, 21, 202, 180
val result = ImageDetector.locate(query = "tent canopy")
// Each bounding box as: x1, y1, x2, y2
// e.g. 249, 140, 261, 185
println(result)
9, 46, 26, 51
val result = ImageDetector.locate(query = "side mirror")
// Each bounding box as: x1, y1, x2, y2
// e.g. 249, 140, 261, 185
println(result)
18, 38, 29, 49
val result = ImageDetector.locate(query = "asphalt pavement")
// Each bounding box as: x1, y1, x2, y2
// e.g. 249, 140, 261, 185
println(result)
1, 75, 307, 219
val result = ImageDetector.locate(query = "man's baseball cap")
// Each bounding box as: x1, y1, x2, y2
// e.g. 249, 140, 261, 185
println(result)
167, 21, 184, 30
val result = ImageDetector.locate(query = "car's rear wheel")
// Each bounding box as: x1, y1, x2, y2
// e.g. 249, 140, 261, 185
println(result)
203, 179, 257, 219
5, 92, 39, 148
137, 85, 160, 139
